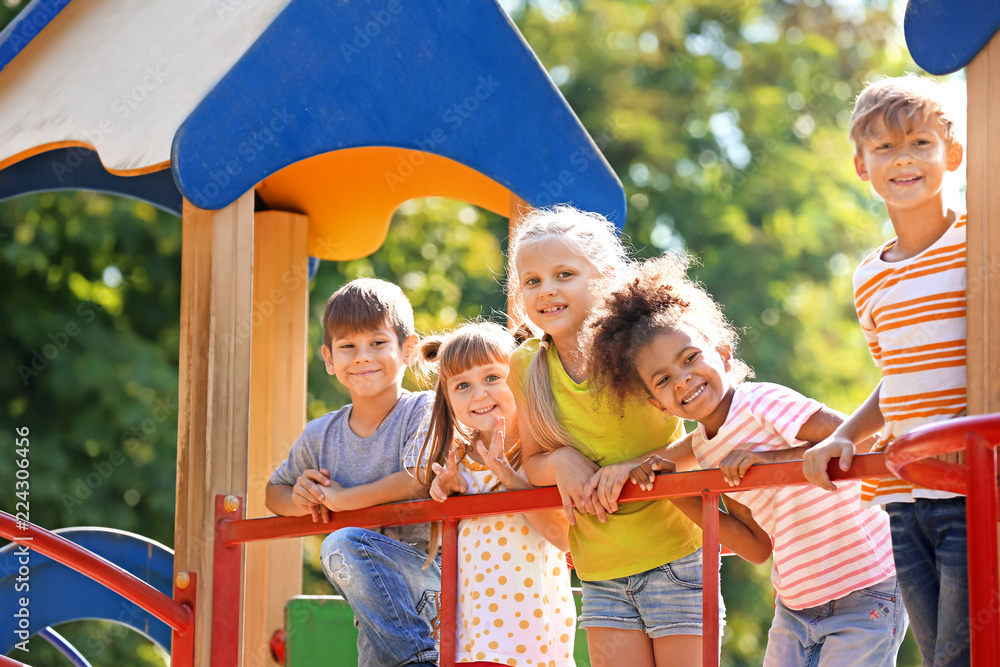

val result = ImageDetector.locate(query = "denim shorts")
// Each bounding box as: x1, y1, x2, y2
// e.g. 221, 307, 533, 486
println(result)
578, 548, 724, 638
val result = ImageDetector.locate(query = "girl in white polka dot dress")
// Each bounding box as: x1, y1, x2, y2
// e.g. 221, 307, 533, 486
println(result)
417, 322, 577, 666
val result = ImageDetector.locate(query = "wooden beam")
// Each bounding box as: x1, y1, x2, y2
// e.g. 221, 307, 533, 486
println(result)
242, 211, 310, 665
174, 193, 254, 666
507, 193, 530, 329
966, 31, 1000, 415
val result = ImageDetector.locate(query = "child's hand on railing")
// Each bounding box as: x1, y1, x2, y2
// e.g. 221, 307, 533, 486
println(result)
292, 468, 332, 523
430, 448, 469, 502
718, 449, 761, 487
629, 455, 676, 491
803, 436, 856, 491
581, 463, 634, 516
549, 447, 601, 525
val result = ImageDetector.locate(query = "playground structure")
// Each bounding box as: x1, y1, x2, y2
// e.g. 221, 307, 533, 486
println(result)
1, 0, 999, 665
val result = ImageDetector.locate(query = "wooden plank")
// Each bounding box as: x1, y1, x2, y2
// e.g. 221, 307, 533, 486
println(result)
243, 211, 309, 665
507, 193, 530, 329
174, 192, 254, 666
0, 0, 292, 172
966, 31, 1000, 415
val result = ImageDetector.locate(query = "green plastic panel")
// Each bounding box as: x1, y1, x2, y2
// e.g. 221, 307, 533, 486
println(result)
285, 589, 591, 665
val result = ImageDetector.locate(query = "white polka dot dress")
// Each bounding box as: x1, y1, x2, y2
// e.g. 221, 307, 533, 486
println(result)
455, 453, 577, 666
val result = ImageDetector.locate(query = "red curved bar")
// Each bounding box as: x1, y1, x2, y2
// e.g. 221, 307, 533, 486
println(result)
885, 414, 1000, 493
0, 511, 193, 634
884, 413, 1000, 666
0, 655, 29, 667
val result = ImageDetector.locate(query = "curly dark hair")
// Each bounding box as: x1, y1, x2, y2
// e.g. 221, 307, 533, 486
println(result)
587, 254, 752, 406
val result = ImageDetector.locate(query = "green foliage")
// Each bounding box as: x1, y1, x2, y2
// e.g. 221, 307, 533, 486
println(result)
2, 1, 935, 665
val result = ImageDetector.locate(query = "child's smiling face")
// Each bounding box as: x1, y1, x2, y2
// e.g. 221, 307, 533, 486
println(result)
446, 361, 517, 438
634, 325, 735, 437
853, 113, 963, 216
517, 237, 602, 345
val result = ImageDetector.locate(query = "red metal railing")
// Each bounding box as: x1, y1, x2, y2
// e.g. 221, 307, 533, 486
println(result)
0, 513, 195, 637
220, 453, 894, 667
886, 414, 1000, 667
7, 412, 996, 667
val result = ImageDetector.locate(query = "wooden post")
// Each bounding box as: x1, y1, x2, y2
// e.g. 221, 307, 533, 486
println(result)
174, 193, 254, 666
243, 211, 310, 665
507, 193, 530, 328
966, 31, 1000, 415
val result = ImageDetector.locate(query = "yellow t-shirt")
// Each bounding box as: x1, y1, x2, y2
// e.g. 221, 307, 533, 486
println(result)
509, 339, 702, 581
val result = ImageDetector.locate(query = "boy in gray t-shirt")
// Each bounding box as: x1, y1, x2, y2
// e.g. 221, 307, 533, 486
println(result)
266, 279, 438, 667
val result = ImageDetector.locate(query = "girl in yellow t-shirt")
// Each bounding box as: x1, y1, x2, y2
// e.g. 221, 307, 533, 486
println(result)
507, 207, 764, 667
416, 321, 576, 666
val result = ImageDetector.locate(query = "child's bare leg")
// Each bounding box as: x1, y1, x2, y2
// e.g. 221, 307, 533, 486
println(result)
653, 634, 702, 667
587, 628, 654, 667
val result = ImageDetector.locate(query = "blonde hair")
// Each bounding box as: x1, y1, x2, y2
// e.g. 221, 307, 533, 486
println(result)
588, 255, 753, 405
849, 74, 960, 151
506, 206, 629, 452
414, 321, 525, 565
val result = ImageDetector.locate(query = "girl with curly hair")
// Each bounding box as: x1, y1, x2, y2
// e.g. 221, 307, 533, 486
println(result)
588, 256, 907, 667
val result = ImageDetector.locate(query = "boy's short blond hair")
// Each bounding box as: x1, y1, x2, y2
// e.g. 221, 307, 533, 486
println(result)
322, 278, 415, 349
849, 74, 960, 151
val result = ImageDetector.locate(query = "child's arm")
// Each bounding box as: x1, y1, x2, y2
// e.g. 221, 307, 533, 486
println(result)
516, 393, 602, 524
717, 406, 847, 486
584, 432, 699, 513
318, 470, 430, 512
631, 457, 772, 564
803, 382, 885, 491
476, 425, 571, 552
265, 468, 333, 523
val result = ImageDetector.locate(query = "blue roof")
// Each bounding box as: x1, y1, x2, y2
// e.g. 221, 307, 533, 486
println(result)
172, 0, 625, 224
905, 0, 1000, 74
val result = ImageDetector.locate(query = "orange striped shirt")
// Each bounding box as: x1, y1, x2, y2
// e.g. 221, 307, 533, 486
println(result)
853, 216, 967, 506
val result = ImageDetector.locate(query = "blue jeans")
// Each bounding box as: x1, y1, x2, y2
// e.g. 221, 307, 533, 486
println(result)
763, 576, 907, 667
579, 548, 724, 638
320, 527, 441, 667
887, 498, 970, 667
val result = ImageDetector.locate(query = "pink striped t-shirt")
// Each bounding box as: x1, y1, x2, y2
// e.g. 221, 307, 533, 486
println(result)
691, 382, 895, 609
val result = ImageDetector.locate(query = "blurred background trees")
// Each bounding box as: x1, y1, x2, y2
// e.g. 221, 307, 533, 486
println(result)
2, 0, 951, 664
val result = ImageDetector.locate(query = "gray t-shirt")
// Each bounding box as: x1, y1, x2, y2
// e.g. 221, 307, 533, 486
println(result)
270, 389, 434, 550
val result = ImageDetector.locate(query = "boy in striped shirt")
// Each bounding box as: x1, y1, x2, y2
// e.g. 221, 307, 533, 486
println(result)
803, 75, 968, 666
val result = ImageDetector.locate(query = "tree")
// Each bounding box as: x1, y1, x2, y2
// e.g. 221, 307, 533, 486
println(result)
2, 1, 932, 664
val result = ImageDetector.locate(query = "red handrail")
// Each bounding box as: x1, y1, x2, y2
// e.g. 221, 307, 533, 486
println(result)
220, 453, 893, 667
0, 512, 194, 634
886, 413, 1000, 667
221, 453, 893, 545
